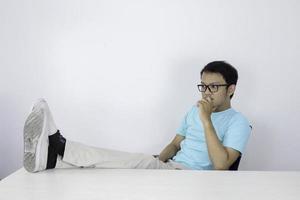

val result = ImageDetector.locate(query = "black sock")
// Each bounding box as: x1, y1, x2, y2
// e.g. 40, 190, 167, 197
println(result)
49, 130, 66, 158
46, 145, 58, 169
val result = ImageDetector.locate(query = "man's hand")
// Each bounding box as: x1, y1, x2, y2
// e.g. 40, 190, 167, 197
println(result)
196, 97, 216, 122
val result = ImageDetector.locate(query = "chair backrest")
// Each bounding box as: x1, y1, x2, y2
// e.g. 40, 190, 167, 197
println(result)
228, 125, 253, 171
229, 155, 241, 170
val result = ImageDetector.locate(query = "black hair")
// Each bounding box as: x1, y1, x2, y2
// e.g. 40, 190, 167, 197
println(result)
200, 61, 238, 99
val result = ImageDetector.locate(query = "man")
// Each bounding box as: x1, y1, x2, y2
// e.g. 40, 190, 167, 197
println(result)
23, 61, 251, 173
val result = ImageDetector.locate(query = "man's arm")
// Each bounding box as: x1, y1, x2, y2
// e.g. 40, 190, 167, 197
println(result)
158, 134, 185, 162
198, 97, 240, 170
202, 120, 240, 170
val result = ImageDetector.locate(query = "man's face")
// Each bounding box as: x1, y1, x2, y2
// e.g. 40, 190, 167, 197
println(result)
200, 72, 235, 112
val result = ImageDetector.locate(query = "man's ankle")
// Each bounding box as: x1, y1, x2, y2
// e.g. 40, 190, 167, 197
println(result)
49, 130, 66, 158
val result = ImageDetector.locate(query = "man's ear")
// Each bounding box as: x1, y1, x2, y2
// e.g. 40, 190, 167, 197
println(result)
227, 84, 236, 96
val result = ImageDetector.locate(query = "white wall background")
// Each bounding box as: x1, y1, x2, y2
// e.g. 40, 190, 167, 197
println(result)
1, 0, 300, 179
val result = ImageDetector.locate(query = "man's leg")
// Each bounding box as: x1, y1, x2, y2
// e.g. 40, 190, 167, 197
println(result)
51, 132, 191, 170
23, 99, 191, 173
57, 139, 190, 170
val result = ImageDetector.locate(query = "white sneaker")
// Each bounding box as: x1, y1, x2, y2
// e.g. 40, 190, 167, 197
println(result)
31, 98, 58, 135
23, 99, 58, 173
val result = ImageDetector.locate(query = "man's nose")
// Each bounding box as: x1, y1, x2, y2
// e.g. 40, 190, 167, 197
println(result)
204, 88, 212, 95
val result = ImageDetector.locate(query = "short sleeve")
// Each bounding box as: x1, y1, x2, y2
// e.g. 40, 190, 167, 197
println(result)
222, 113, 251, 154
176, 106, 194, 137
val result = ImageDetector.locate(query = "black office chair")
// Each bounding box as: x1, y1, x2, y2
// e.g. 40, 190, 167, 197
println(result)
228, 155, 241, 170
229, 125, 252, 170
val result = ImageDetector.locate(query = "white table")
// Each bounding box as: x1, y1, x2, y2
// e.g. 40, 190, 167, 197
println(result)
0, 168, 299, 200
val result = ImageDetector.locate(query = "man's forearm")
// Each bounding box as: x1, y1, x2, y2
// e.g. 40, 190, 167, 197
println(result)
202, 119, 229, 169
158, 144, 179, 162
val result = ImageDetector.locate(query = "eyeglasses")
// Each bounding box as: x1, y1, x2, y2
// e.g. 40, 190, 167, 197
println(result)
197, 84, 229, 93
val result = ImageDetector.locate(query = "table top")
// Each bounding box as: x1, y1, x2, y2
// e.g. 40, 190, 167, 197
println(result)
1, 168, 299, 200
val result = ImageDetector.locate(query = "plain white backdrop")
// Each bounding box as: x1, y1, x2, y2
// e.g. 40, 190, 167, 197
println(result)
1, 0, 300, 179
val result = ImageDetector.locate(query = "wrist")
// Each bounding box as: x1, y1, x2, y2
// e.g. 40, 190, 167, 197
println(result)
202, 118, 213, 128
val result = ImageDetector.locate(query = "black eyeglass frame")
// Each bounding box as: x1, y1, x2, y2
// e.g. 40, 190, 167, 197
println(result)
197, 84, 230, 93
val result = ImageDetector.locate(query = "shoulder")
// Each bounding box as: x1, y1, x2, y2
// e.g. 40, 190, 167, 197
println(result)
185, 104, 198, 116
229, 110, 251, 127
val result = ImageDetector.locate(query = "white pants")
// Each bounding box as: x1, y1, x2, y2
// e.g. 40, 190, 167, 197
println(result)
55, 140, 192, 170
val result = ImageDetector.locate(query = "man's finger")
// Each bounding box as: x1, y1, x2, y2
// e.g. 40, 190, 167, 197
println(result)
201, 98, 209, 103
205, 97, 213, 102
197, 101, 203, 106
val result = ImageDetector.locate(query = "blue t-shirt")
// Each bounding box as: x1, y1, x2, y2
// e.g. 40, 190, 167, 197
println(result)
173, 105, 251, 170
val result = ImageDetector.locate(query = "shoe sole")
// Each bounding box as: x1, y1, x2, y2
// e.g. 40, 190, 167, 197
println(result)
23, 108, 48, 172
